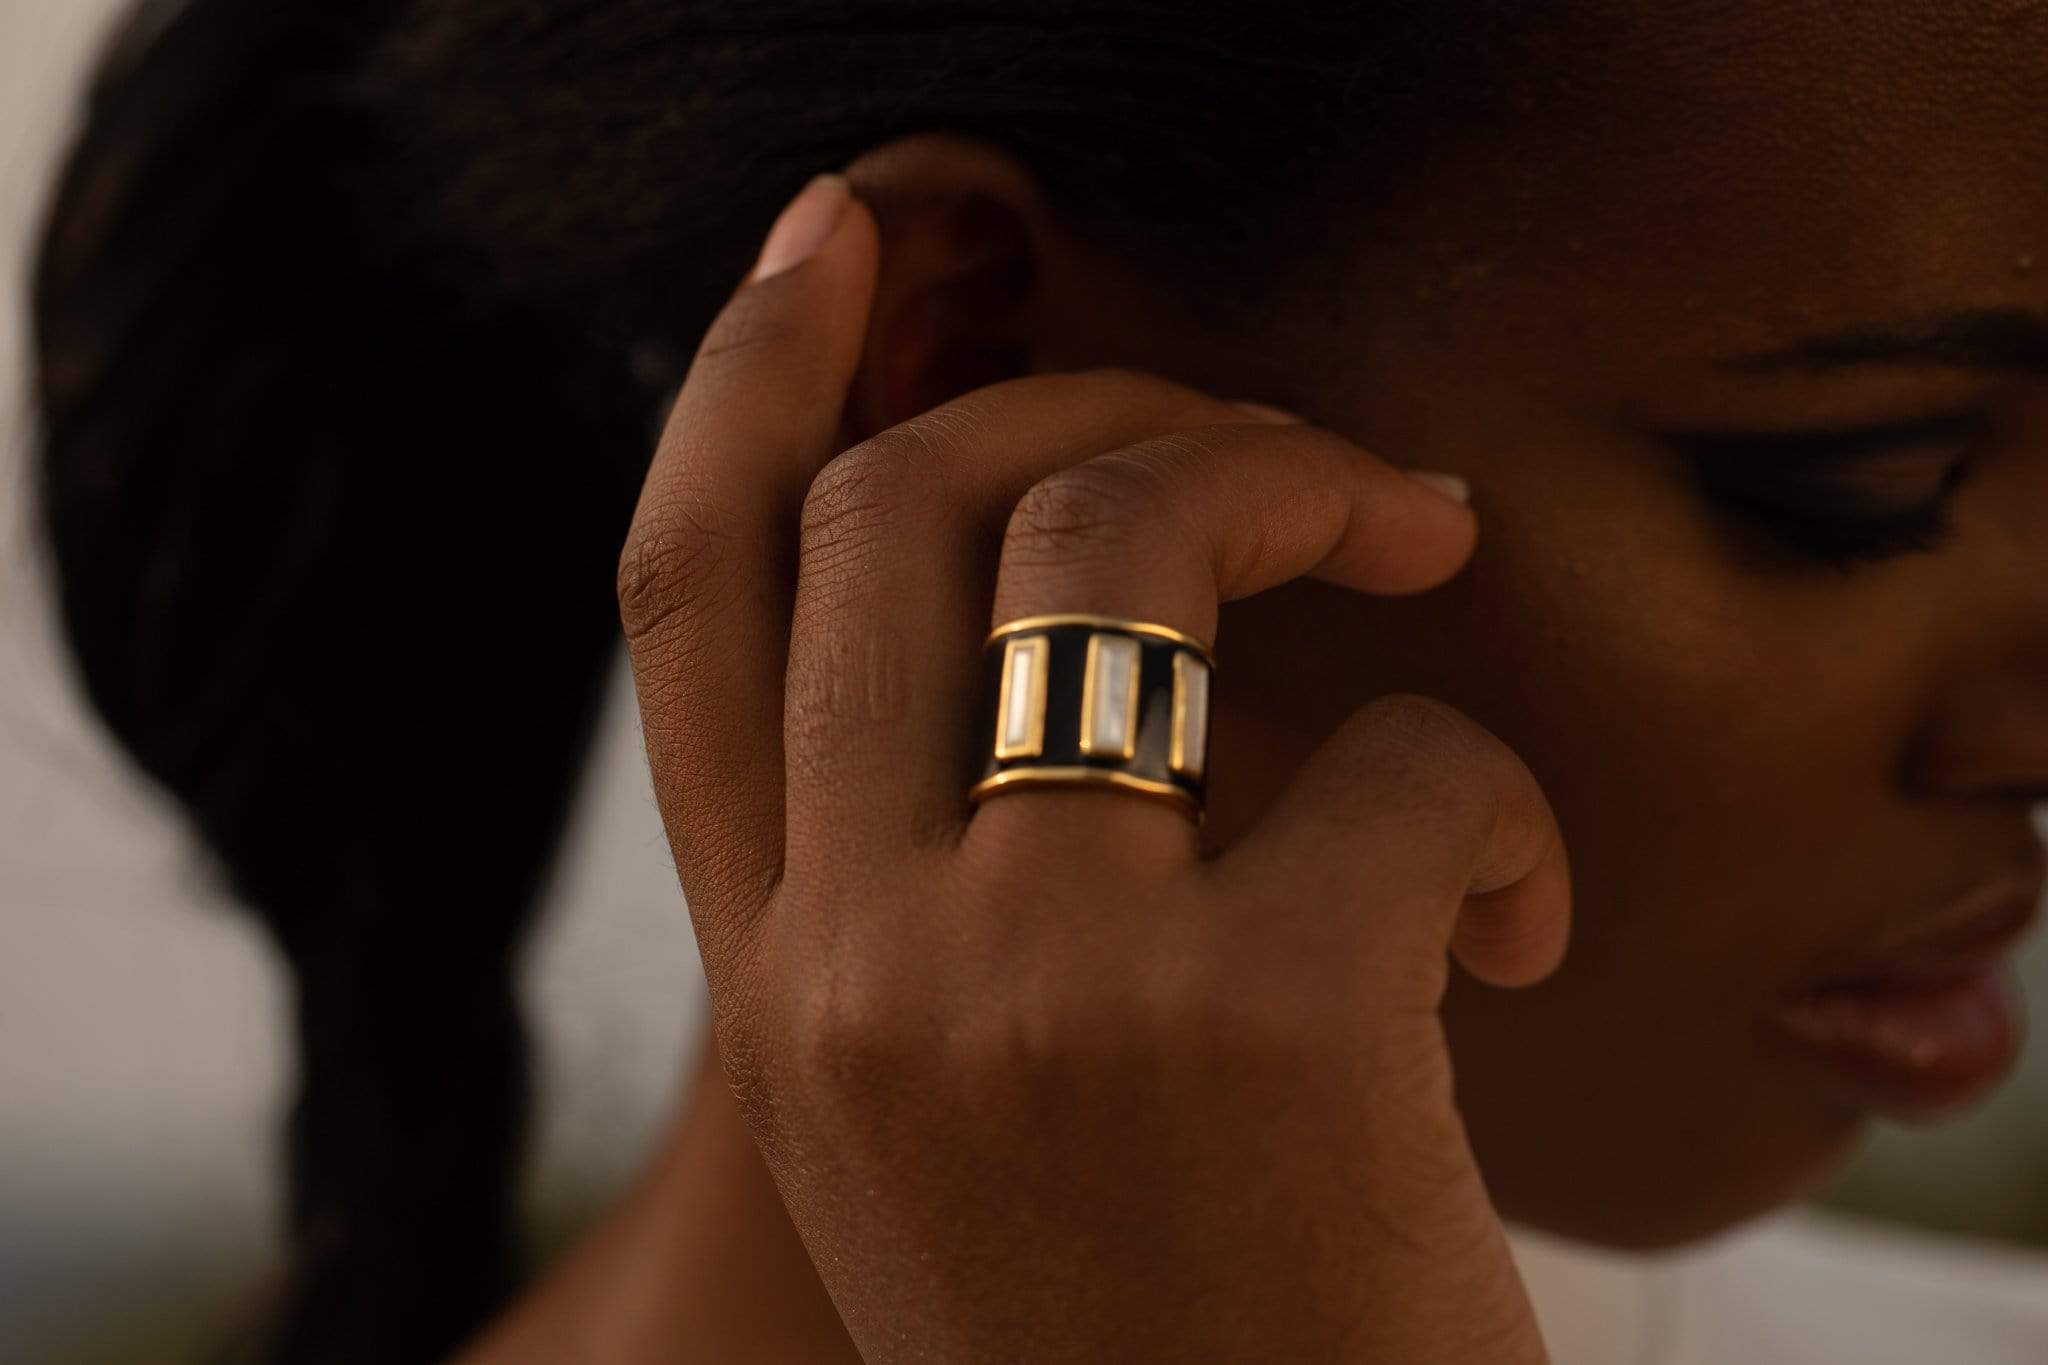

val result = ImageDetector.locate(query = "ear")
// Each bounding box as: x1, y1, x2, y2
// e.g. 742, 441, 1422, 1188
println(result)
836, 133, 1077, 439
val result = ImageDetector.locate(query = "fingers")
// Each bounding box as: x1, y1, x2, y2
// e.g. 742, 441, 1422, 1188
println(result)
964, 426, 1479, 863
987, 423, 1475, 633
1216, 693, 1572, 991
781, 370, 1288, 863
618, 174, 877, 952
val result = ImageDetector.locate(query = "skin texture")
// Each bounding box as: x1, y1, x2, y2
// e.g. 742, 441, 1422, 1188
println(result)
466, 3, 2048, 1358
1210, 2, 2048, 1246
481, 182, 1575, 1363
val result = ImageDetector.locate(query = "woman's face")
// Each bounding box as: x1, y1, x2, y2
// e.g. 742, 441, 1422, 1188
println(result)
1186, 4, 2048, 1246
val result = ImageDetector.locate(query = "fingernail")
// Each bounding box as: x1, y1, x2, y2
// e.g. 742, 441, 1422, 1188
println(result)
1405, 469, 1471, 505
751, 173, 851, 282
1229, 399, 1307, 424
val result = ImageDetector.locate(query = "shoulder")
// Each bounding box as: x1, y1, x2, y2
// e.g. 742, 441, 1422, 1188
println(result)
1509, 1208, 2048, 1365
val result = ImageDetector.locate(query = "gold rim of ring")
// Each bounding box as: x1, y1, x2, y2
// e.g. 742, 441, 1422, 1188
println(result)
983, 613, 1217, 666
967, 764, 1202, 818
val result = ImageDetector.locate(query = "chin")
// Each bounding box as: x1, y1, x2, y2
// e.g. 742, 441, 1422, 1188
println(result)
1470, 1082, 1871, 1252
1443, 966, 1885, 1251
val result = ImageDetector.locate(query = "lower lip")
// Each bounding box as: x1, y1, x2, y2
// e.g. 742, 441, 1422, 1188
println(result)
1768, 963, 2024, 1121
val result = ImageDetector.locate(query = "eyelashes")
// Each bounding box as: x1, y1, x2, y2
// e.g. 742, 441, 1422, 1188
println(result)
1702, 468, 1975, 571
1657, 410, 1991, 574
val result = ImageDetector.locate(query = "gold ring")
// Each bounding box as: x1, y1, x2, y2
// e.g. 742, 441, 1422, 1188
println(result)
968, 615, 1212, 820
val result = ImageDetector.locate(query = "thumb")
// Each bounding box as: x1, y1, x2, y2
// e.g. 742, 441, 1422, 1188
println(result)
1219, 692, 1572, 991
618, 171, 878, 970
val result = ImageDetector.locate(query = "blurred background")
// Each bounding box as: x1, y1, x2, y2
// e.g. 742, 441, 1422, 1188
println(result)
4, 2, 2046, 1361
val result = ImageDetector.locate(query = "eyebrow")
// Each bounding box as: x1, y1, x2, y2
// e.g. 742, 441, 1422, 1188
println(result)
1711, 308, 2048, 377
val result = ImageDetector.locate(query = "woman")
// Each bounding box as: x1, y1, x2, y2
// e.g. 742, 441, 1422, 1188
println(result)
33, 0, 2048, 1360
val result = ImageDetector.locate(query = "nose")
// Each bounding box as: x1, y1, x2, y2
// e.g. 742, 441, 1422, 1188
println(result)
1902, 630, 2048, 808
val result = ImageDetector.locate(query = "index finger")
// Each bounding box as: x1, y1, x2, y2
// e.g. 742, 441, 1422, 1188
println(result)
617, 173, 877, 961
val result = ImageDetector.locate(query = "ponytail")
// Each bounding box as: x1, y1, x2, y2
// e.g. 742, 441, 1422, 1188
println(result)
34, 1, 659, 1357
36, 1, 1583, 1357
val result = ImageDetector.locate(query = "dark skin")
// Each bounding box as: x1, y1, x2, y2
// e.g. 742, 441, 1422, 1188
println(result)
467, 4, 2048, 1358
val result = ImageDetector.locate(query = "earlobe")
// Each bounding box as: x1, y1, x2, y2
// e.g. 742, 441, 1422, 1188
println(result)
838, 134, 1052, 437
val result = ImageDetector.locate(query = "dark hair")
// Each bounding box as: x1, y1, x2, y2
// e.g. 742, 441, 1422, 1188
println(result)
33, 1, 1569, 1358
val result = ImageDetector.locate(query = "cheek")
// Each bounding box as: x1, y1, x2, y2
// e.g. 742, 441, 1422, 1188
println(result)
1230, 435, 1929, 1002
1417, 458, 1932, 997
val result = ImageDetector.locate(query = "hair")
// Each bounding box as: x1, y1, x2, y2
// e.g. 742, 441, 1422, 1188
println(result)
33, 1, 1578, 1359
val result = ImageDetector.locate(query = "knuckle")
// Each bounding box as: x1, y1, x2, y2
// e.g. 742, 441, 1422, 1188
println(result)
975, 952, 1306, 1097
946, 891, 1226, 1067
896, 393, 1000, 450
1351, 692, 1500, 820
788, 963, 928, 1101
774, 878, 1330, 1118
1003, 459, 1167, 571
799, 432, 934, 554
951, 974, 1161, 1093
1358, 690, 1476, 744
616, 492, 747, 645
951, 985, 1076, 1086
1121, 426, 1233, 474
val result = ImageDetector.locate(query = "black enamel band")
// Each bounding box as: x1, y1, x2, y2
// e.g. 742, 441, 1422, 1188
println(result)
968, 614, 1214, 819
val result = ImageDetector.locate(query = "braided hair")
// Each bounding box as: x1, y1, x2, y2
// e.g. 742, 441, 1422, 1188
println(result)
34, 1, 1580, 1357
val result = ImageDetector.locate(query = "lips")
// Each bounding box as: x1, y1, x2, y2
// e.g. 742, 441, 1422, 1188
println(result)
1768, 870, 2045, 1121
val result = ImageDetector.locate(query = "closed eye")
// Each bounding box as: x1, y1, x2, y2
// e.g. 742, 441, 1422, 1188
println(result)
1655, 409, 1992, 573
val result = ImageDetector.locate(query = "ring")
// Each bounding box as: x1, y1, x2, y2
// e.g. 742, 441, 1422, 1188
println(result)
967, 613, 1214, 819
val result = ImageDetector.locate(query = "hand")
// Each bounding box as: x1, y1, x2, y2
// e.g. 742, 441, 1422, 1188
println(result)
619, 173, 1571, 1363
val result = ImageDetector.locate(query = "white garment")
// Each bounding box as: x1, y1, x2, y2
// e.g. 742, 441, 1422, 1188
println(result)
1509, 1209, 2048, 1364
526, 659, 2048, 1364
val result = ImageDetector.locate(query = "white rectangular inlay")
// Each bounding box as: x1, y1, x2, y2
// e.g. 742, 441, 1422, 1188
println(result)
1170, 652, 1210, 778
1080, 633, 1141, 760
995, 634, 1048, 759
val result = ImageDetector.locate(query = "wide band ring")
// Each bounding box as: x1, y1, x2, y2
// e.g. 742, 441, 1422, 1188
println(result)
967, 613, 1214, 820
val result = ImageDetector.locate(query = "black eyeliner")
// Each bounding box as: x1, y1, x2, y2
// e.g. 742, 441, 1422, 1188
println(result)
1654, 409, 1990, 573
